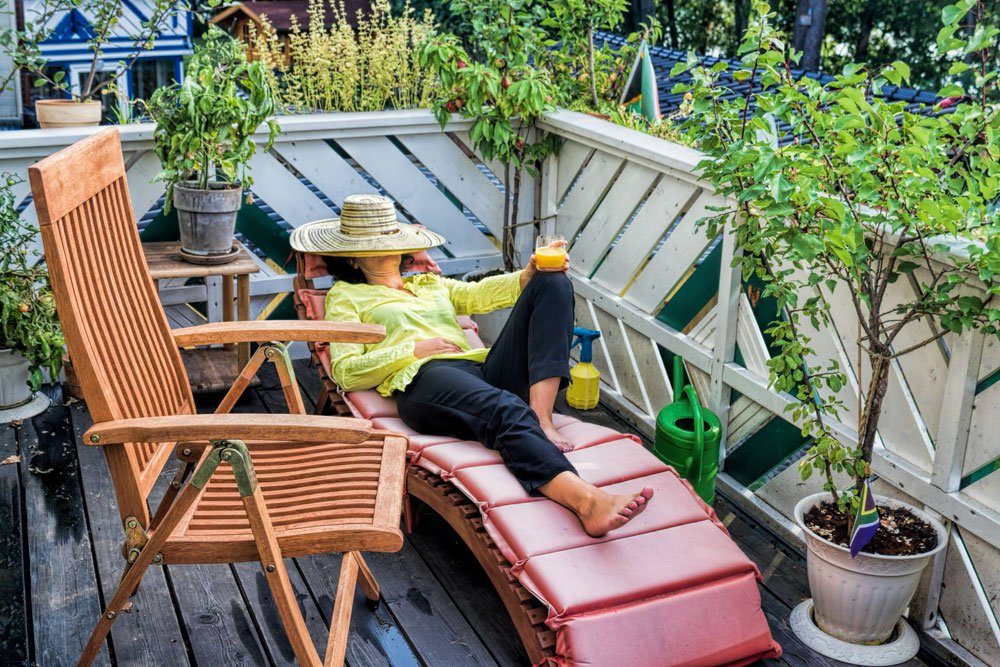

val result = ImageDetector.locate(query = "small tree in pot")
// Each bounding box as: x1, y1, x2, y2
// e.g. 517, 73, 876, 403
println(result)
145, 26, 278, 263
0, 174, 63, 420
677, 0, 998, 649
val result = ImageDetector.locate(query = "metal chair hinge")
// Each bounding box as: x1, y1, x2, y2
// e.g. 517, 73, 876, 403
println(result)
123, 516, 149, 564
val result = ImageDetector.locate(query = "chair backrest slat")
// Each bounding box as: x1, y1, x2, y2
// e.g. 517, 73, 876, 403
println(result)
30, 129, 193, 526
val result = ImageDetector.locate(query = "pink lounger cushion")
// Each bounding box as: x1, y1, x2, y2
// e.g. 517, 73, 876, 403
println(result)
487, 471, 708, 565
554, 571, 779, 667
344, 388, 780, 667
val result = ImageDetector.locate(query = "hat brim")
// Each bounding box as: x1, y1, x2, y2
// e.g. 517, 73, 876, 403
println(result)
290, 218, 446, 257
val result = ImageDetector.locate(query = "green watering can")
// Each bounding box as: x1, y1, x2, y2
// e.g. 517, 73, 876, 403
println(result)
652, 357, 722, 505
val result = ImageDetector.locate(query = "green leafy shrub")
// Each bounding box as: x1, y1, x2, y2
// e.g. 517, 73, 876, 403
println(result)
676, 0, 999, 508
144, 26, 279, 204
0, 174, 63, 391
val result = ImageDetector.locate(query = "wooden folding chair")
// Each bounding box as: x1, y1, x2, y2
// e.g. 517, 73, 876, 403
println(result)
29, 128, 408, 667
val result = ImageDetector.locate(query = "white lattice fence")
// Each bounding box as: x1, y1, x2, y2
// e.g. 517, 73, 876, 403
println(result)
0, 110, 510, 334
539, 109, 1000, 665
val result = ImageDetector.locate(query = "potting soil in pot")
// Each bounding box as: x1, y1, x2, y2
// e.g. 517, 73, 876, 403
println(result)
804, 501, 938, 556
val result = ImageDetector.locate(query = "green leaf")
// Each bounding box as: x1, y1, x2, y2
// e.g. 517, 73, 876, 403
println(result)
937, 84, 965, 97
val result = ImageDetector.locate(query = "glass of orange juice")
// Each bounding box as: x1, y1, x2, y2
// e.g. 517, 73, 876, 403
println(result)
534, 235, 567, 271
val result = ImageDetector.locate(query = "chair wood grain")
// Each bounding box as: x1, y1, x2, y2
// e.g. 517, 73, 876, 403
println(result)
30, 128, 407, 667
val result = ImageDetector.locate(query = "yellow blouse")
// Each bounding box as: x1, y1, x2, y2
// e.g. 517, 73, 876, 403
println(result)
324, 271, 523, 396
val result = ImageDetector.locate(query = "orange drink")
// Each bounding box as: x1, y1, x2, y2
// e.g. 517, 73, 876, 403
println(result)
535, 235, 567, 271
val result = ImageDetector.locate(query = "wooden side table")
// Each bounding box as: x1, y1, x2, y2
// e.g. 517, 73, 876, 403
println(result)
143, 241, 260, 393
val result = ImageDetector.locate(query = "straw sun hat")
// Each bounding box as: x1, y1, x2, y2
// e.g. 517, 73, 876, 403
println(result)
290, 194, 445, 257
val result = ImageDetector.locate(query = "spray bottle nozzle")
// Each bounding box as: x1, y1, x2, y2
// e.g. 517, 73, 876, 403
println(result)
570, 327, 601, 364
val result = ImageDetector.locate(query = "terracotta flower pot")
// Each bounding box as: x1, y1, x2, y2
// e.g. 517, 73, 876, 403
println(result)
793, 492, 947, 645
35, 99, 102, 128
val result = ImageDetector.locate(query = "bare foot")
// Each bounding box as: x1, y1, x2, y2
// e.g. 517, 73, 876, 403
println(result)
579, 487, 654, 538
541, 424, 574, 452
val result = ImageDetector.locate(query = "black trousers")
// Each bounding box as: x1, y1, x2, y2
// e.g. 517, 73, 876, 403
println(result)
397, 271, 578, 492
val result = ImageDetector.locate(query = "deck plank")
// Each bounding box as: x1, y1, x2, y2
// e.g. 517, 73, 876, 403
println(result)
295, 554, 415, 667
68, 403, 191, 666
19, 387, 110, 666
0, 421, 29, 665
406, 509, 530, 665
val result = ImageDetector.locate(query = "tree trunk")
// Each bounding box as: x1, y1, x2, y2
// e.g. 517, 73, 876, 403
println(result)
587, 26, 599, 108
502, 166, 520, 272
628, 0, 656, 33
664, 0, 679, 49
856, 352, 891, 496
854, 0, 876, 62
734, 0, 750, 45
792, 0, 828, 71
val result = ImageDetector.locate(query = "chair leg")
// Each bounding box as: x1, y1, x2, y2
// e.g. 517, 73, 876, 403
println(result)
315, 384, 331, 416
352, 552, 380, 608
325, 553, 359, 667
242, 484, 323, 667
78, 477, 206, 667
267, 343, 307, 415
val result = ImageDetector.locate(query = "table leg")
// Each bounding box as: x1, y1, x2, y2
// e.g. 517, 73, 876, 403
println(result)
222, 275, 235, 363
237, 274, 250, 369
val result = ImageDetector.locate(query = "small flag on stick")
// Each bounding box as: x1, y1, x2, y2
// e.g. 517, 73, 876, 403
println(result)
620, 41, 661, 122
849, 479, 880, 558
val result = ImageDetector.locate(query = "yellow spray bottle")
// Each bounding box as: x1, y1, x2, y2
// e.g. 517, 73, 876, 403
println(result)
566, 327, 601, 410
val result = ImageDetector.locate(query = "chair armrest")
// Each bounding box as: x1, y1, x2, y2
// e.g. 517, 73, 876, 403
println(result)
171, 320, 385, 346
85, 413, 373, 446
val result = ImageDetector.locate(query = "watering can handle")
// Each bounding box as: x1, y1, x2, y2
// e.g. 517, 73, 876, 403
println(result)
682, 385, 705, 488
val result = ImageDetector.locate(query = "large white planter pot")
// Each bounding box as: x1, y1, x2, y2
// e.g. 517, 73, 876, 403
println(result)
0, 349, 49, 423
793, 492, 947, 645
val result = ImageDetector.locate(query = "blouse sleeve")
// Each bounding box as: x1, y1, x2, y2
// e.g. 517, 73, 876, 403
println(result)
324, 290, 416, 392
442, 271, 523, 316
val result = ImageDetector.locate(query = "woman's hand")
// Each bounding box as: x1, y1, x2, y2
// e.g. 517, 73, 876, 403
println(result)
521, 244, 570, 290
414, 337, 463, 359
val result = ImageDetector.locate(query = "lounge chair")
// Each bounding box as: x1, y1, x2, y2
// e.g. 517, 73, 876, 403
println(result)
30, 128, 408, 667
293, 252, 782, 666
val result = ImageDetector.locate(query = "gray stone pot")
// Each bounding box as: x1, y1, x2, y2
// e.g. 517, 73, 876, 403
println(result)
0, 349, 49, 422
173, 181, 243, 258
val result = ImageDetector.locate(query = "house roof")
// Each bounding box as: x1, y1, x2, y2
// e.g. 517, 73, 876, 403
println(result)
598, 33, 944, 119
211, 1, 369, 33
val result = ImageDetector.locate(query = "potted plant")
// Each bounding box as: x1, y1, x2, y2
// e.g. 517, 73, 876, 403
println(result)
0, 174, 63, 422
144, 26, 278, 263
0, 0, 203, 128
678, 0, 998, 653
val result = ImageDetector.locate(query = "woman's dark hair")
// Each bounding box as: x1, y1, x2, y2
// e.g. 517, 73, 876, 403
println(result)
323, 254, 415, 284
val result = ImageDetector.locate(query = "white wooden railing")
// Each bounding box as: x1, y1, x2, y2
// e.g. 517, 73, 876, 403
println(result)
1, 109, 996, 664
540, 109, 1000, 665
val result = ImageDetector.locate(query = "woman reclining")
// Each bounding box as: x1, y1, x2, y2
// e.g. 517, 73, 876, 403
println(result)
291, 194, 653, 537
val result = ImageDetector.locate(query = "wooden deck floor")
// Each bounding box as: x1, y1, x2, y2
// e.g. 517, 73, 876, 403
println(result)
1, 359, 938, 667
